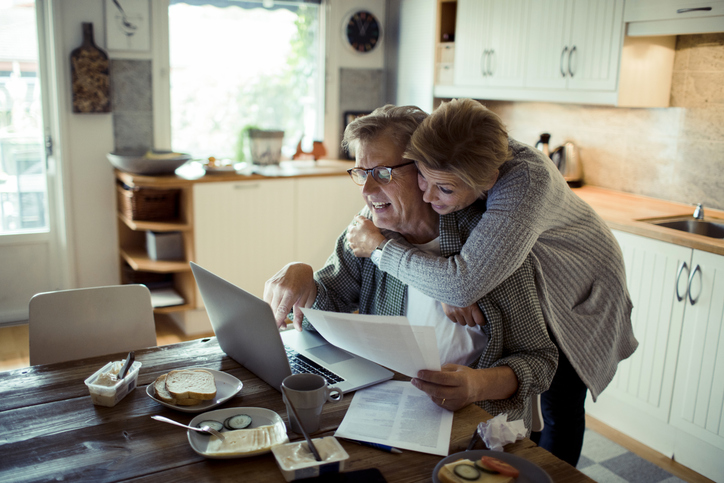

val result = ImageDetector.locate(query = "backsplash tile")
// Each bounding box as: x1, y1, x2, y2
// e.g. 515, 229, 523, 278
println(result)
484, 33, 724, 211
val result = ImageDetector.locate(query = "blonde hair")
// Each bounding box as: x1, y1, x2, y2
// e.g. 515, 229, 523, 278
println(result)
405, 98, 512, 190
342, 104, 429, 156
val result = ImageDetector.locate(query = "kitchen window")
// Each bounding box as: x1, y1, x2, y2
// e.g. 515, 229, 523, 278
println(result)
168, 0, 323, 161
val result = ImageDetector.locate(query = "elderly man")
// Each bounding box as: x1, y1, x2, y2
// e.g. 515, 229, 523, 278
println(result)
263, 105, 556, 431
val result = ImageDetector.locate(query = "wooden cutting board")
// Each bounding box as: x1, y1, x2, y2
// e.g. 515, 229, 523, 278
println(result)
70, 22, 111, 113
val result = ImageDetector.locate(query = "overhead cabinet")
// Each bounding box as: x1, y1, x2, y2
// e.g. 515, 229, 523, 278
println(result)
435, 0, 675, 107
625, 0, 724, 36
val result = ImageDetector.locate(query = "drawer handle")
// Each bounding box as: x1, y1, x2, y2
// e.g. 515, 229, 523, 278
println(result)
568, 45, 577, 78
675, 261, 689, 302
488, 49, 495, 76
560, 46, 568, 77
687, 264, 702, 305
234, 183, 260, 190
677, 7, 712, 13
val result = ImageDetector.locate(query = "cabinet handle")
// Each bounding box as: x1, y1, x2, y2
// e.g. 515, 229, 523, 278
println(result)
676, 261, 689, 302
488, 49, 495, 76
568, 45, 577, 78
234, 183, 260, 190
481, 50, 488, 77
560, 46, 568, 77
687, 264, 702, 305
677, 7, 712, 13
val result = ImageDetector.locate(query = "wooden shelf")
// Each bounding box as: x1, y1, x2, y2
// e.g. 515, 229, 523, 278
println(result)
153, 303, 195, 314
118, 213, 190, 232
120, 247, 191, 273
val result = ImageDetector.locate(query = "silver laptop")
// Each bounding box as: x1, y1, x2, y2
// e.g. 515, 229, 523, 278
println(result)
190, 262, 393, 393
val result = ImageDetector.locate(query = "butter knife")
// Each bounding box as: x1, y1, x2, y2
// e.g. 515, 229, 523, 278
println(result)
118, 351, 135, 380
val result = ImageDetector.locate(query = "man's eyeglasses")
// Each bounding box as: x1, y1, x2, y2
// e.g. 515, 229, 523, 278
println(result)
347, 160, 416, 186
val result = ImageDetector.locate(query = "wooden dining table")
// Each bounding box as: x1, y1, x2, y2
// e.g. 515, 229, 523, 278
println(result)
0, 337, 594, 482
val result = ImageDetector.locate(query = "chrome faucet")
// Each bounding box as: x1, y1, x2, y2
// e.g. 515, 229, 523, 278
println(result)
693, 203, 704, 220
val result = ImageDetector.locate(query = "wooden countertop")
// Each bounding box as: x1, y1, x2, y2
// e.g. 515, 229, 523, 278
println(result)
573, 185, 724, 256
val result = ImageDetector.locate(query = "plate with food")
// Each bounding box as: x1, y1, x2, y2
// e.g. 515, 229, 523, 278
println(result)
188, 407, 289, 459
146, 368, 243, 413
433, 450, 552, 483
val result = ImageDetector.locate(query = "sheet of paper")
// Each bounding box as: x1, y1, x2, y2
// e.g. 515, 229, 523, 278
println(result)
300, 307, 440, 377
334, 380, 454, 456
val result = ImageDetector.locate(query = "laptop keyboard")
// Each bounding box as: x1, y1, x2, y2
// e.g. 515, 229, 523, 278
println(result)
285, 346, 345, 384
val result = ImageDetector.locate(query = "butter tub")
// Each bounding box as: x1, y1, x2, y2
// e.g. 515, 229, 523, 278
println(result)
84, 360, 142, 407
271, 436, 349, 482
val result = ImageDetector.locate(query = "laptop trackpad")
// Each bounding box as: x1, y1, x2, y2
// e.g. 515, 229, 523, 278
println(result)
306, 345, 353, 365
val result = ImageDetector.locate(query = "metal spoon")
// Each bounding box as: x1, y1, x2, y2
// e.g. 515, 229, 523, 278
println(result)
151, 415, 225, 441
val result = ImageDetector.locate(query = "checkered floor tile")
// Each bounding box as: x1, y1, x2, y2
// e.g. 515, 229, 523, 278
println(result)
577, 429, 686, 483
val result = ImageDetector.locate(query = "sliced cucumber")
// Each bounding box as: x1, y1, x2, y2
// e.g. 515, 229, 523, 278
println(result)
453, 463, 481, 480
475, 460, 499, 474
223, 414, 252, 430
197, 420, 224, 434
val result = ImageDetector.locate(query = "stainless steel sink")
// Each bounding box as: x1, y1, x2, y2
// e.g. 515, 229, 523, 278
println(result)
650, 219, 724, 239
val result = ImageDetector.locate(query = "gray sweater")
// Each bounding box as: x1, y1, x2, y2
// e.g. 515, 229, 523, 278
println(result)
379, 139, 637, 400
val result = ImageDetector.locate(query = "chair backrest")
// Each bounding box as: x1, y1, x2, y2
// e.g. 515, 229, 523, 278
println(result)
29, 284, 157, 365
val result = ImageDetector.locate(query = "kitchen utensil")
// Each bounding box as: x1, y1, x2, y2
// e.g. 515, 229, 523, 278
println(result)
466, 427, 480, 451
550, 141, 583, 187
151, 415, 225, 440
118, 351, 134, 380
70, 22, 110, 113
281, 385, 322, 461
535, 133, 551, 158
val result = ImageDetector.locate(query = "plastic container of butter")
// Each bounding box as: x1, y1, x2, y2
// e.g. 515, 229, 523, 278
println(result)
272, 436, 349, 482
84, 360, 142, 407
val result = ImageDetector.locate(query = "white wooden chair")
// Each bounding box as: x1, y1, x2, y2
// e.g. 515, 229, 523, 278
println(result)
29, 284, 157, 365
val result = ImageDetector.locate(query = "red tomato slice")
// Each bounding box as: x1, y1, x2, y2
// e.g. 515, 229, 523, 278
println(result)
479, 456, 520, 478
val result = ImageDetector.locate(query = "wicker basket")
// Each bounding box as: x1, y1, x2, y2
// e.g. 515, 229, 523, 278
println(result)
117, 183, 180, 221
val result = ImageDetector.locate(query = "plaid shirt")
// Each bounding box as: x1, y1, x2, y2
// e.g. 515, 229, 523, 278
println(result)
307, 199, 558, 430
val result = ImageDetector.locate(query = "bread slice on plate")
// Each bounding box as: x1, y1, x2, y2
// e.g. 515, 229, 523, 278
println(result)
165, 369, 217, 401
153, 373, 203, 406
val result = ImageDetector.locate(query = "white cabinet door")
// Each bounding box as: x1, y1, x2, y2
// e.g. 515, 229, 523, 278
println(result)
295, 176, 365, 271
526, 0, 623, 91
671, 249, 724, 453
193, 179, 295, 300
605, 231, 691, 422
567, 0, 624, 91
453, 0, 490, 86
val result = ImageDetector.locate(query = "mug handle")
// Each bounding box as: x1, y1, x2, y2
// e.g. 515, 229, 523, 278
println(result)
327, 386, 343, 402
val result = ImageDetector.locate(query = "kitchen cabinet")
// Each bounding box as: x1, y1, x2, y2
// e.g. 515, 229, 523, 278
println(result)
453, 0, 530, 88
525, 0, 624, 92
625, 0, 724, 36
585, 230, 724, 481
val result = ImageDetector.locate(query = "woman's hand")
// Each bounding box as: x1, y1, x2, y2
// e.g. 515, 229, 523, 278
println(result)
411, 364, 518, 411
263, 262, 317, 331
346, 215, 386, 258
442, 303, 487, 327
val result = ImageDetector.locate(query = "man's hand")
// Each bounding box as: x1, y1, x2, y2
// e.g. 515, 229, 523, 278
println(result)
263, 263, 317, 331
442, 303, 487, 327
346, 215, 386, 258
411, 364, 517, 411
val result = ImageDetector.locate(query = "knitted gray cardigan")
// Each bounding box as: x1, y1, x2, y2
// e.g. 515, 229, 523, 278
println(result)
379, 138, 637, 400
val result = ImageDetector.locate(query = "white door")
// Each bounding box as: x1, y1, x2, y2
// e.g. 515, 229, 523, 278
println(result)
671, 249, 724, 450
525, 0, 571, 89
485, 0, 530, 88
453, 0, 491, 86
0, 0, 69, 325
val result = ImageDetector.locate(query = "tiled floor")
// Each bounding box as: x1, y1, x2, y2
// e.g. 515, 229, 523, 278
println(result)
578, 429, 686, 483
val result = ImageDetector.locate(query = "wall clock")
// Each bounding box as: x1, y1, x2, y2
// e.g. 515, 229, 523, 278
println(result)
343, 10, 381, 54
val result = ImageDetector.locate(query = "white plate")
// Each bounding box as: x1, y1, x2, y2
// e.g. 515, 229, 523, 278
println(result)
188, 407, 289, 459
432, 450, 553, 483
146, 368, 243, 413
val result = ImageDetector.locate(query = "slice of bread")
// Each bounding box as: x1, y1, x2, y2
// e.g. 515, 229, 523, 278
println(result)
437, 459, 513, 483
153, 373, 203, 406
165, 369, 217, 400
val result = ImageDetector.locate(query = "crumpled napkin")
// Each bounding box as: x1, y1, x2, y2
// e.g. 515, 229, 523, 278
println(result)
477, 413, 526, 452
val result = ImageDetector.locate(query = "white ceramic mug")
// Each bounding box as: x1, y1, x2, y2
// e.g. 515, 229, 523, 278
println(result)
281, 373, 343, 434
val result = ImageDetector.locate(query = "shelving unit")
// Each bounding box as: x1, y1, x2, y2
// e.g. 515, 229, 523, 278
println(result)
435, 0, 457, 86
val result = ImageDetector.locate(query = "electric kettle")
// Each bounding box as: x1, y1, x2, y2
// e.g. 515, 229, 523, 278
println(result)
550, 142, 583, 187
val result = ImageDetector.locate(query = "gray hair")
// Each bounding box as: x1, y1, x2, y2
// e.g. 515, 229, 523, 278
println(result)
342, 104, 429, 157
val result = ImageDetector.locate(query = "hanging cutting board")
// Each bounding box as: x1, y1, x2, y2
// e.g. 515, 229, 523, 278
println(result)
71, 22, 111, 113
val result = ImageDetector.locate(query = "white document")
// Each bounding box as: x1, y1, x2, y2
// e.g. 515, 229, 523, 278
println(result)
334, 380, 454, 456
299, 307, 441, 377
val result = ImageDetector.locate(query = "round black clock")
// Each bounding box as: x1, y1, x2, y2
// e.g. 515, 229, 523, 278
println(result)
344, 10, 381, 54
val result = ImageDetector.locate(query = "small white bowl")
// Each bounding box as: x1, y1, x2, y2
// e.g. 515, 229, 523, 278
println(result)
84, 360, 142, 407
272, 436, 349, 482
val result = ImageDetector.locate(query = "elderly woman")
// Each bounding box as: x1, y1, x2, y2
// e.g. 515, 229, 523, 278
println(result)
346, 98, 637, 466
264, 104, 557, 432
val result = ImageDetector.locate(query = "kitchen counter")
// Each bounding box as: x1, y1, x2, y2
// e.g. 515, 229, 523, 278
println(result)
573, 185, 724, 256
